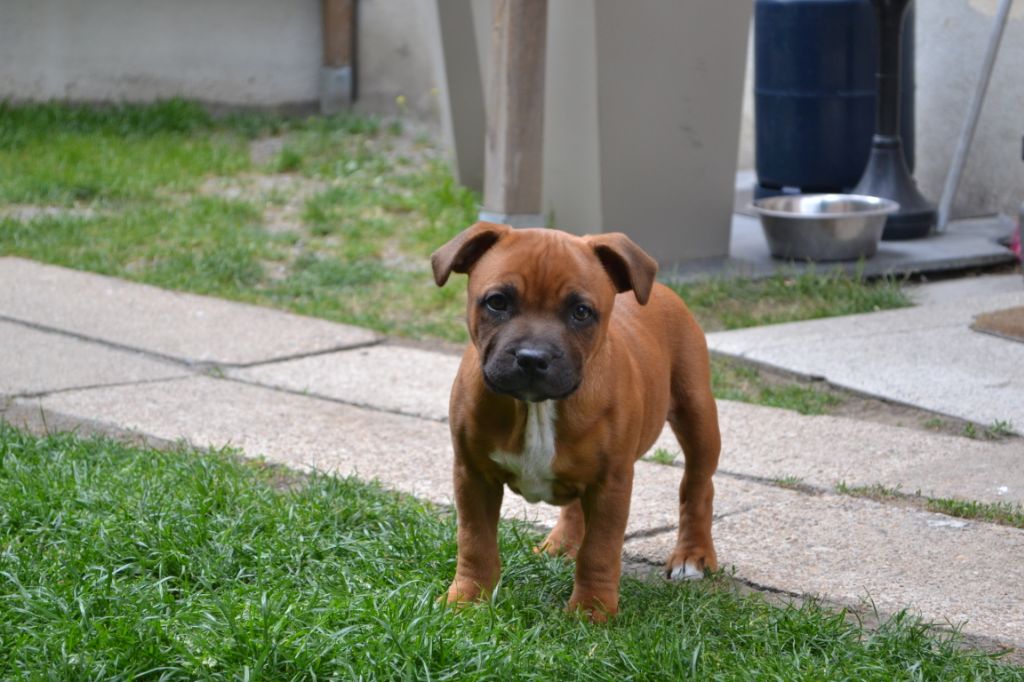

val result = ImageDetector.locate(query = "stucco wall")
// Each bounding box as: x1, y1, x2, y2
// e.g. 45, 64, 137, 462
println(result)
0, 0, 322, 107
0, 0, 440, 117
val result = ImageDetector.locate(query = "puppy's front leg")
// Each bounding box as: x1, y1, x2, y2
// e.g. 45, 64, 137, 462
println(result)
566, 467, 634, 622
446, 453, 504, 604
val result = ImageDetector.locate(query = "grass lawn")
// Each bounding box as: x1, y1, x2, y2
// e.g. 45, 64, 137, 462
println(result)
0, 100, 913, 418
2, 426, 1019, 680
0, 100, 910, 342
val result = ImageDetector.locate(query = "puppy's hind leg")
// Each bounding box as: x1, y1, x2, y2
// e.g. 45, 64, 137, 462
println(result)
664, 363, 721, 580
536, 499, 585, 559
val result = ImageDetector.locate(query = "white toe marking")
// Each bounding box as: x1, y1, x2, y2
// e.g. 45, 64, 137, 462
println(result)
669, 559, 704, 581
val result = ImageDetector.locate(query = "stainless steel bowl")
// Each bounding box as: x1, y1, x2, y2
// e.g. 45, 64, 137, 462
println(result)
750, 194, 899, 261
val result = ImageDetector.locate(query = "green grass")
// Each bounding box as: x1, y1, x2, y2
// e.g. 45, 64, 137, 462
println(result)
926, 498, 1024, 528
0, 99, 914, 403
0, 101, 913, 346
1, 426, 1019, 680
711, 357, 841, 415
963, 420, 1017, 441
835, 482, 1024, 529
644, 447, 679, 465
670, 269, 911, 332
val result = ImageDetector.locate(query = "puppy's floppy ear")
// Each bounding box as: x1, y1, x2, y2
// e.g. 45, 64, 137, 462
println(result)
431, 222, 510, 287
584, 232, 658, 305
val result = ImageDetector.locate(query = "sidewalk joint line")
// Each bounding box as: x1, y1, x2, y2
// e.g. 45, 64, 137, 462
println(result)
224, 338, 384, 369
221, 374, 449, 424
0, 314, 204, 368
0, 313, 383, 372
7, 375, 192, 401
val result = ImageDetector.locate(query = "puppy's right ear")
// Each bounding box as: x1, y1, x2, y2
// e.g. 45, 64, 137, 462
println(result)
430, 222, 510, 286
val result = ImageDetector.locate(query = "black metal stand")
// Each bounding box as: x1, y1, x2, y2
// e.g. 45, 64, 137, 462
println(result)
853, 0, 934, 240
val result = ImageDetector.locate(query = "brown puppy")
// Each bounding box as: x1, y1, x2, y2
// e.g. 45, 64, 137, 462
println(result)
431, 222, 720, 621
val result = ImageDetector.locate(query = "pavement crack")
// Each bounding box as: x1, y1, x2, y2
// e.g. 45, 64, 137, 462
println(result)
222, 338, 384, 369
9, 375, 192, 400
221, 374, 449, 424
0, 314, 197, 368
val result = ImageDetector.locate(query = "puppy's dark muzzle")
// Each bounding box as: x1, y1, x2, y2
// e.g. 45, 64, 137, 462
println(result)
483, 344, 579, 402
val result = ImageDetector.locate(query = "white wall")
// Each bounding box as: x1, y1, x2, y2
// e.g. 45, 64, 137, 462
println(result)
0, 0, 441, 118
0, 0, 322, 107
916, 0, 1024, 219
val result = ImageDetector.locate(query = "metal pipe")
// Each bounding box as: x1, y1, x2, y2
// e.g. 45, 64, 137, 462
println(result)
320, 0, 356, 114
936, 0, 1013, 232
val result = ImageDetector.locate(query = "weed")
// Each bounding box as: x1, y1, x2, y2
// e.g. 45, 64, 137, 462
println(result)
926, 498, 1024, 528
646, 448, 678, 465
835, 482, 904, 500
834, 481, 1024, 529
774, 475, 808, 490
986, 420, 1016, 439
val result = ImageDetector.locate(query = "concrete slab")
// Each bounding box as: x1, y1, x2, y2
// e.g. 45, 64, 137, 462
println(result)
908, 273, 1023, 306
13, 374, 748, 537
625, 488, 1024, 650
0, 257, 379, 366
231, 344, 462, 421
707, 291, 1024, 428
645, 400, 1024, 505
13, 375, 1024, 649
667, 213, 1017, 282
0, 320, 187, 397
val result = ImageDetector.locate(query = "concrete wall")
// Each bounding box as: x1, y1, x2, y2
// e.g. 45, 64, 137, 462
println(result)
916, 0, 1024, 219
0, 0, 322, 107
737, 0, 1024, 219
355, 0, 440, 119
0, 0, 440, 118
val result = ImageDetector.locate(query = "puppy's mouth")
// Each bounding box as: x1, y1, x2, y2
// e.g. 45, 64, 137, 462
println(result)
482, 371, 581, 403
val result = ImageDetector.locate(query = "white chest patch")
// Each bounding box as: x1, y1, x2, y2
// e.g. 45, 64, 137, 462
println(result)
489, 400, 558, 504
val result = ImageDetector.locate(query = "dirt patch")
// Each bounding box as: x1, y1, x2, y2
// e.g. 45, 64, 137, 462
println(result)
249, 136, 286, 166
972, 306, 1024, 344
0, 204, 97, 221
199, 173, 329, 235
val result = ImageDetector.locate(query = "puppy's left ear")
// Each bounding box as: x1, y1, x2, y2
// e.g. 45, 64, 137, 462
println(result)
431, 222, 510, 287
585, 233, 658, 305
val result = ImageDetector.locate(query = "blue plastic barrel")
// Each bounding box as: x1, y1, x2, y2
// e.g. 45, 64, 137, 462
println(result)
755, 0, 914, 195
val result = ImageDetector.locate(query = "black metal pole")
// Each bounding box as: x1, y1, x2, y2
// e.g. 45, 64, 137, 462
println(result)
853, 0, 935, 240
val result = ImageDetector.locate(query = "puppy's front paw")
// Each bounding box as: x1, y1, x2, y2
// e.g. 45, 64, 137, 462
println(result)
443, 578, 488, 605
566, 590, 617, 623
664, 545, 717, 581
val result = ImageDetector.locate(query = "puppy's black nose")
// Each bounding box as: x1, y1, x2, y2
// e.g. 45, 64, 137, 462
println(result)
515, 347, 551, 374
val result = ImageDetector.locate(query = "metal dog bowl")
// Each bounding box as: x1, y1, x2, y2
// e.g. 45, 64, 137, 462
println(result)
750, 194, 899, 261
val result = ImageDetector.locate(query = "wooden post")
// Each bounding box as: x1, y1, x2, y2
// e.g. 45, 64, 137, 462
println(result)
480, 0, 548, 227
320, 0, 355, 113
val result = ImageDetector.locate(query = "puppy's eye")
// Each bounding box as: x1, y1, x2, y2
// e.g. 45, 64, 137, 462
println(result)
572, 304, 593, 322
485, 293, 509, 312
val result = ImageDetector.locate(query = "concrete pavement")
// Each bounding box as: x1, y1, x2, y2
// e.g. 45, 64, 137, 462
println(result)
706, 278, 1024, 429
2, 256, 1023, 653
